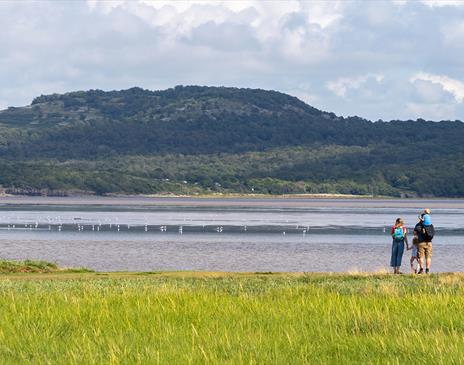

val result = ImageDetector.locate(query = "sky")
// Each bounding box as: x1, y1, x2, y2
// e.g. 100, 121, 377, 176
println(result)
1, 0, 464, 121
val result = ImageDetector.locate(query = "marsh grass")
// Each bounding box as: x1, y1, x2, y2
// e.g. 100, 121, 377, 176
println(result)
0, 259, 93, 274
0, 259, 60, 273
0, 272, 463, 364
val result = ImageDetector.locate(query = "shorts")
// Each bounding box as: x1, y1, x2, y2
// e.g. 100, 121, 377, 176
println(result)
417, 242, 432, 260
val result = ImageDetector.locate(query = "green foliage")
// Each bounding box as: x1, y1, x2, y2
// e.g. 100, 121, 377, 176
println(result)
0, 259, 58, 273
0, 86, 463, 196
0, 259, 93, 273
1, 144, 462, 197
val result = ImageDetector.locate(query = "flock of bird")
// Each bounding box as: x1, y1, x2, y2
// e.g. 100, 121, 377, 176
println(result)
0, 215, 314, 235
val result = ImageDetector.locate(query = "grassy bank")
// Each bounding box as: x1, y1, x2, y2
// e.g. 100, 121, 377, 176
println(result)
0, 271, 463, 364
0, 259, 93, 274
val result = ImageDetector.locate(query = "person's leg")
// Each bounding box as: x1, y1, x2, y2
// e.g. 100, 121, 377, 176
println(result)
417, 243, 425, 274
391, 241, 398, 273
397, 241, 405, 273
410, 257, 417, 273
425, 243, 432, 273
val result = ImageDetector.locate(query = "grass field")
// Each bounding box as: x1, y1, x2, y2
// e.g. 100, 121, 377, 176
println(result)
0, 266, 463, 364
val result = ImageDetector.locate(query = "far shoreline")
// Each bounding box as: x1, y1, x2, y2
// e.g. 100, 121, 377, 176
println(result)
1, 193, 464, 209
134, 192, 383, 199
1, 192, 385, 199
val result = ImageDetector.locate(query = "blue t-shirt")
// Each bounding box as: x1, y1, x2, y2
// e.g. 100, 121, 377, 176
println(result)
422, 214, 431, 226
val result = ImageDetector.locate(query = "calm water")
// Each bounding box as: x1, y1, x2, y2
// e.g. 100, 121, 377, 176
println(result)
0, 196, 463, 272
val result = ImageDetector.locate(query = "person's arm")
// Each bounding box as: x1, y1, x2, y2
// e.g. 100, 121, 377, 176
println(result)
404, 228, 409, 248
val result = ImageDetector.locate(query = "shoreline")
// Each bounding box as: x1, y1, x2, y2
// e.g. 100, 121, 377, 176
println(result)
136, 193, 380, 199
0, 259, 460, 278
1, 192, 383, 199
1, 194, 463, 209
3, 191, 464, 200
1, 270, 463, 280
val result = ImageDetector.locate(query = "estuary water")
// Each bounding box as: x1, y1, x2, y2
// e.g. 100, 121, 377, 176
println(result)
0, 196, 463, 272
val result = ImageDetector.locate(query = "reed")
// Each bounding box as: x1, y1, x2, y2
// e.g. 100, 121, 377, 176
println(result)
0, 272, 463, 364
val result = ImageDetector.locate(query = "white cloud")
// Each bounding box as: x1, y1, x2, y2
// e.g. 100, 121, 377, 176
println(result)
86, 0, 343, 42
420, 0, 464, 7
1, 0, 464, 120
412, 79, 448, 103
327, 74, 384, 97
410, 73, 464, 103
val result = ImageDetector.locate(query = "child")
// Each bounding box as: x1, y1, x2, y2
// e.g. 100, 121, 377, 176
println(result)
409, 231, 419, 274
421, 208, 431, 226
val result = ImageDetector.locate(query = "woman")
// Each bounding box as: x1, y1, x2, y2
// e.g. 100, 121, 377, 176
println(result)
390, 218, 409, 274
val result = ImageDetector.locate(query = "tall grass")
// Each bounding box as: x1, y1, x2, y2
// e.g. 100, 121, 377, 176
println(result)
0, 259, 59, 273
0, 273, 463, 364
0, 259, 93, 273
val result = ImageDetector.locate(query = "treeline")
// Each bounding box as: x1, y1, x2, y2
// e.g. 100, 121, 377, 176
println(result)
1, 145, 463, 197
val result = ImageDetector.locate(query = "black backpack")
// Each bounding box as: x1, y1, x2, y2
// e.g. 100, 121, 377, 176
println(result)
421, 224, 435, 241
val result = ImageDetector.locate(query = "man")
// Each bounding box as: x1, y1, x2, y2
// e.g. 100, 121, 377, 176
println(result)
414, 210, 435, 274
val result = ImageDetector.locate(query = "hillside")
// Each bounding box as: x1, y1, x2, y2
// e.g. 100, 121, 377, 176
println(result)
0, 86, 463, 197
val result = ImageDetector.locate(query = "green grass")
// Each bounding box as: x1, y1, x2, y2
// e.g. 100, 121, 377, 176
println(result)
0, 271, 463, 364
0, 259, 93, 273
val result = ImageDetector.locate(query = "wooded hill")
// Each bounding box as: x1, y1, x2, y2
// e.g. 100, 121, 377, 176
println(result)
0, 86, 463, 197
